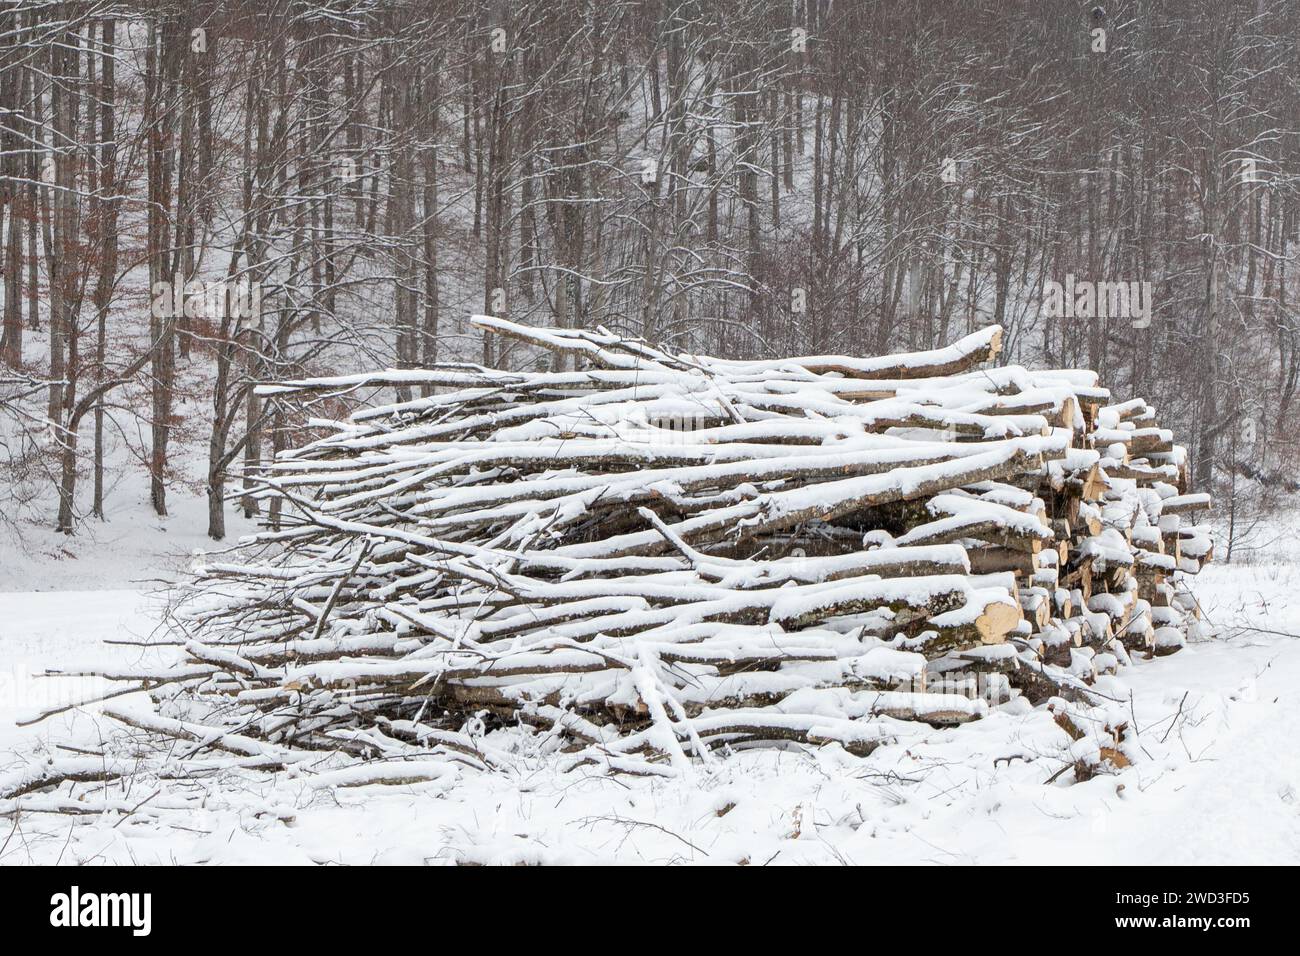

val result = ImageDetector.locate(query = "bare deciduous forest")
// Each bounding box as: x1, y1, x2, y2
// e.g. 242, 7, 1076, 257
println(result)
1, 0, 1297, 548
6, 0, 1300, 875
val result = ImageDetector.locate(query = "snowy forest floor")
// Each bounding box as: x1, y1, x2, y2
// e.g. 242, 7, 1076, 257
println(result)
2, 500, 1299, 864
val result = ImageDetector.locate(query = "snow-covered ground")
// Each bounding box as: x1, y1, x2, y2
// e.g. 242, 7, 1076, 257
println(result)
2, 508, 1298, 865
0, 488, 259, 594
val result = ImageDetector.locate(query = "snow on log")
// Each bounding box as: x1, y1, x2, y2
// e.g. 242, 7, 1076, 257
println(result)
17, 318, 1213, 788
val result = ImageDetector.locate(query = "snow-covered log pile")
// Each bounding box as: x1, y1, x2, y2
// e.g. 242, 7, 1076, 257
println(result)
16, 318, 1213, 783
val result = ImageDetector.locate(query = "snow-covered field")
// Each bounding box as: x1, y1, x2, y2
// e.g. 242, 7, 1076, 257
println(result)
2, 509, 1298, 865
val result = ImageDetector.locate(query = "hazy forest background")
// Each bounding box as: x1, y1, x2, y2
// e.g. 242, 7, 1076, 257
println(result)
2, 0, 1298, 562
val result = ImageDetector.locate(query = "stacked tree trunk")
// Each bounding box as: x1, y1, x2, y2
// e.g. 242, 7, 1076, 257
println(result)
21, 318, 1213, 781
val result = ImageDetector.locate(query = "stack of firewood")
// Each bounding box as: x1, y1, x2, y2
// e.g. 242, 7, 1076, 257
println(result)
16, 318, 1213, 783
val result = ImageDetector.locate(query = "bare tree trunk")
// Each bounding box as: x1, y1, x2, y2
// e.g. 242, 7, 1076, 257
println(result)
769, 88, 780, 227
420, 69, 440, 391
25, 60, 39, 334
147, 17, 180, 518
53, 19, 84, 533
35, 62, 63, 423
91, 16, 117, 520
0, 9, 25, 367
482, 48, 514, 368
